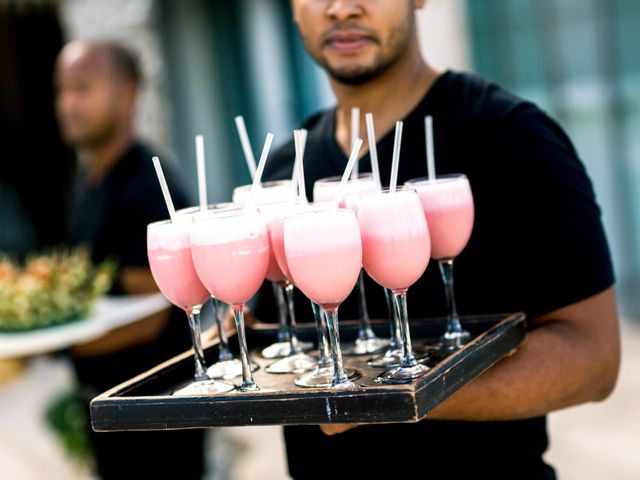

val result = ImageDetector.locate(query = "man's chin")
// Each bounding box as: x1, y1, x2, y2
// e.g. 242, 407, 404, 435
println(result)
328, 67, 382, 86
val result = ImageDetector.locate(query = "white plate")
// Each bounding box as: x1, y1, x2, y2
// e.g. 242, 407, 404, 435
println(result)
0, 293, 170, 359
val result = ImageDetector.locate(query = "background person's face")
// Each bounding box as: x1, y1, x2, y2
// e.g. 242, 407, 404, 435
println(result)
291, 0, 417, 85
55, 52, 127, 149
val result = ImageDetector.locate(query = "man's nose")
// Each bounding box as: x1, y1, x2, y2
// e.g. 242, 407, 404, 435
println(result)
326, 0, 364, 22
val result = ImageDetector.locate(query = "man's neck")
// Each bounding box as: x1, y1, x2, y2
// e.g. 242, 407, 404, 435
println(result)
79, 131, 133, 185
331, 47, 442, 157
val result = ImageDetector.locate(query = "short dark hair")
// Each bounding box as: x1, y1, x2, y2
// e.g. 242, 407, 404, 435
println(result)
104, 42, 143, 86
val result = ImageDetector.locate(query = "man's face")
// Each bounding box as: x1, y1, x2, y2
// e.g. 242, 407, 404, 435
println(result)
291, 0, 418, 85
55, 45, 131, 149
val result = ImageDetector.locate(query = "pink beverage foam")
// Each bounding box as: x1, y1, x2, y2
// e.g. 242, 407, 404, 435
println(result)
284, 209, 362, 309
190, 212, 269, 306
413, 177, 474, 259
147, 221, 210, 310
357, 191, 431, 291
313, 175, 377, 208
232, 180, 296, 208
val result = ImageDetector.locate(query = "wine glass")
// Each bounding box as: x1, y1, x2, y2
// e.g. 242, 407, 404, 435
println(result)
284, 208, 363, 388
406, 174, 474, 350
176, 203, 254, 380
147, 217, 234, 395
260, 201, 317, 374
313, 173, 387, 356
190, 207, 270, 392
234, 183, 312, 359
357, 188, 431, 383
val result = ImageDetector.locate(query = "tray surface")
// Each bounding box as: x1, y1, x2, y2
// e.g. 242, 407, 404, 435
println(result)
91, 313, 526, 431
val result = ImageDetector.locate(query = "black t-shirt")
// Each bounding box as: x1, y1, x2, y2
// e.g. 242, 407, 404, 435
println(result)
67, 141, 193, 388
68, 142, 189, 278
257, 71, 614, 479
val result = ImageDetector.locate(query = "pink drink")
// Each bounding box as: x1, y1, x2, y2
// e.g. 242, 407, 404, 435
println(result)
147, 219, 209, 310
358, 190, 431, 291
408, 176, 474, 259
190, 211, 269, 306
313, 174, 377, 208
232, 180, 296, 208
284, 209, 362, 309
259, 203, 292, 283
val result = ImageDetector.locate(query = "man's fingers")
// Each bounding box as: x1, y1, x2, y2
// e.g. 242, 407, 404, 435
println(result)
319, 424, 360, 436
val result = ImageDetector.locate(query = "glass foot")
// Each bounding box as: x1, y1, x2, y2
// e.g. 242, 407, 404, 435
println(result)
440, 330, 472, 351
368, 350, 433, 369
294, 366, 360, 388
173, 379, 234, 396
376, 363, 429, 384
342, 337, 389, 356
265, 353, 317, 374
261, 340, 314, 359
207, 359, 259, 380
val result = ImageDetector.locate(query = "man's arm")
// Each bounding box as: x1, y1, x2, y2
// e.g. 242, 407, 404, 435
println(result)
71, 267, 170, 357
321, 285, 620, 435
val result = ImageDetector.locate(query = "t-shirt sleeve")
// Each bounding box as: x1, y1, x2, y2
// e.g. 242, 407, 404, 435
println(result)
484, 103, 615, 318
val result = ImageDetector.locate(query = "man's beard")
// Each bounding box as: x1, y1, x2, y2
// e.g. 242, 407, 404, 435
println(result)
303, 13, 415, 86
322, 51, 399, 85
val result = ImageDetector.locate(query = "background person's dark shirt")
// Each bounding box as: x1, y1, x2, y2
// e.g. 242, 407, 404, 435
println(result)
257, 71, 615, 479
67, 141, 205, 480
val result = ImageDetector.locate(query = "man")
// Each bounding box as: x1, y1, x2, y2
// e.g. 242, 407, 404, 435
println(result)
55, 41, 205, 479
256, 1, 620, 478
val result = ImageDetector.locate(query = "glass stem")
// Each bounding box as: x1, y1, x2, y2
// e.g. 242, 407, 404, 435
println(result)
272, 282, 289, 343
212, 297, 233, 362
186, 305, 209, 382
438, 259, 463, 335
284, 283, 301, 353
357, 270, 375, 340
394, 291, 418, 368
232, 305, 257, 391
311, 301, 331, 367
384, 287, 402, 350
324, 307, 348, 385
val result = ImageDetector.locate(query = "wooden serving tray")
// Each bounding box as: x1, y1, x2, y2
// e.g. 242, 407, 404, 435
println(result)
90, 313, 525, 432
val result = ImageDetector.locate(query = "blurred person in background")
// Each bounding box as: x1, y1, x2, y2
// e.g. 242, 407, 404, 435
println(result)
255, 1, 621, 478
55, 40, 206, 479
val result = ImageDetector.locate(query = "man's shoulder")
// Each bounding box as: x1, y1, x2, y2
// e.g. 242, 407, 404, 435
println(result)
440, 71, 537, 124
115, 140, 190, 209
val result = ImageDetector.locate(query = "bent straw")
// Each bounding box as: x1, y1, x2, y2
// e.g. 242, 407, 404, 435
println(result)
234, 116, 257, 180
389, 121, 404, 193
152, 156, 177, 221
365, 113, 382, 190
195, 135, 207, 211
249, 132, 274, 208
294, 130, 308, 203
425, 115, 436, 181
333, 138, 363, 209
351, 107, 360, 179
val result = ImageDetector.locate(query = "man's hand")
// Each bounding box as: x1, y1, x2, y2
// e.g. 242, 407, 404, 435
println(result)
319, 424, 360, 436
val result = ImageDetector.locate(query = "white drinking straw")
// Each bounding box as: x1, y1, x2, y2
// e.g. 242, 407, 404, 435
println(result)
249, 132, 274, 207
350, 107, 360, 179
333, 138, 363, 209
195, 135, 207, 211
365, 113, 382, 190
389, 121, 404, 193
294, 130, 308, 203
234, 115, 257, 180
425, 115, 436, 181
152, 156, 177, 221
